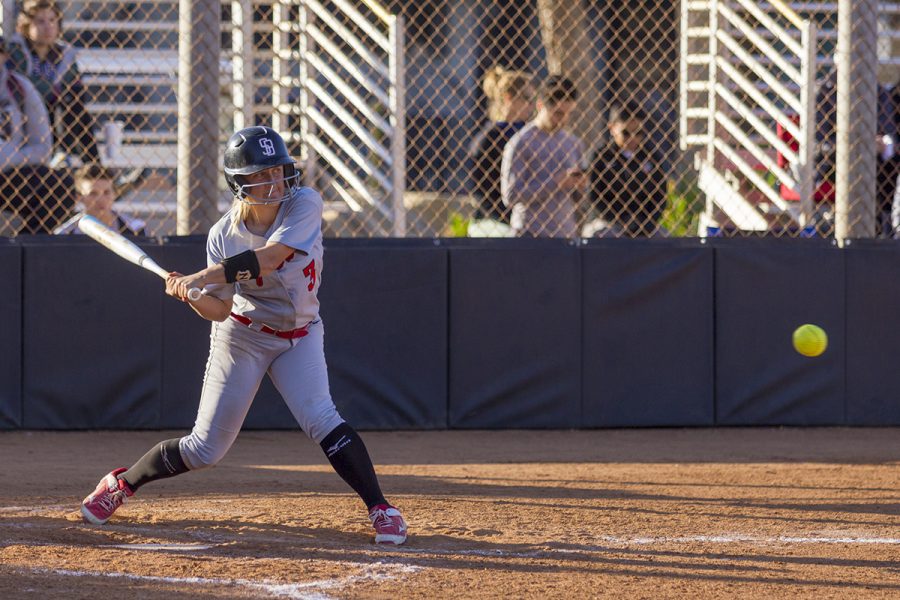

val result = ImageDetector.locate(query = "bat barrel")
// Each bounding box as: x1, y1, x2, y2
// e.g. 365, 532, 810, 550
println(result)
79, 215, 205, 301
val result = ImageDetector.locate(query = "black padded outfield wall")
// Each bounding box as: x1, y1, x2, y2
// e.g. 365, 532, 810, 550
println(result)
10, 236, 900, 429
447, 241, 582, 428
844, 241, 900, 425
0, 242, 22, 429
581, 240, 715, 427
21, 237, 163, 429
319, 243, 448, 430
713, 239, 846, 425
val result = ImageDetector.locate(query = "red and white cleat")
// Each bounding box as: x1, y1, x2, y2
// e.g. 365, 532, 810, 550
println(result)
368, 504, 408, 545
81, 468, 133, 525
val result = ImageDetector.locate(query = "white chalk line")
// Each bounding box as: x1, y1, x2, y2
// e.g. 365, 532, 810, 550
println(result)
6, 534, 898, 563
4, 508, 899, 551
388, 535, 900, 560
0, 504, 70, 513
13, 562, 422, 600
99, 543, 215, 551
594, 535, 900, 546
2, 533, 898, 594
5, 518, 900, 557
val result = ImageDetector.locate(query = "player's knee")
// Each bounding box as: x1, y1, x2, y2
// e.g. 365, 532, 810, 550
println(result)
179, 434, 227, 470
305, 403, 344, 444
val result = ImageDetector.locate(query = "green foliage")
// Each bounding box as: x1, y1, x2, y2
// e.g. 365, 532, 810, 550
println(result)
447, 212, 470, 237
660, 174, 703, 237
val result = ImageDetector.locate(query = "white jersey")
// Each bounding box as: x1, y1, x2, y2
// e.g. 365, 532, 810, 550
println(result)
204, 186, 324, 331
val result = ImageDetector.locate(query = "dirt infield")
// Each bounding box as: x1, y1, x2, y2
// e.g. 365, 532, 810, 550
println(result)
0, 428, 898, 599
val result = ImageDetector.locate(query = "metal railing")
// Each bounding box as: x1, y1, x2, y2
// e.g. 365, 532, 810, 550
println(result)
682, 0, 817, 233
299, 0, 406, 236
683, 0, 893, 239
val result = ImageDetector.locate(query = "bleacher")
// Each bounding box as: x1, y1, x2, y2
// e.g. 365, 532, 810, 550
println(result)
55, 1, 243, 230
66, 1, 283, 171
64, 2, 182, 170
77, 47, 179, 168
76, 46, 235, 170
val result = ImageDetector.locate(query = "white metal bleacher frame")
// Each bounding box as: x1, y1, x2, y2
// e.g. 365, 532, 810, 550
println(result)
680, 0, 818, 233
70, 0, 407, 236
299, 0, 407, 235
77, 48, 181, 169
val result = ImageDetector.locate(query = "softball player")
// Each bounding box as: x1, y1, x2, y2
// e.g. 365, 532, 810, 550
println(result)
80, 126, 408, 545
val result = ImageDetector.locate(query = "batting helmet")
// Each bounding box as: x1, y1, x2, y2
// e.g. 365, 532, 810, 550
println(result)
223, 126, 299, 203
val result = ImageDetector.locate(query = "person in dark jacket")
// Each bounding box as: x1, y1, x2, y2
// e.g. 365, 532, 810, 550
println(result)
587, 101, 668, 238
467, 66, 535, 237
0, 34, 75, 234
7, 0, 100, 165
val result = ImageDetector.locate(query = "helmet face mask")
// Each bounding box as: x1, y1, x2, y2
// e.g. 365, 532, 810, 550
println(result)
233, 166, 300, 205
224, 126, 299, 204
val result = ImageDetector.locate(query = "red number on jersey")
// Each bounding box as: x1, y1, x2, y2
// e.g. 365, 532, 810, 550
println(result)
303, 259, 317, 291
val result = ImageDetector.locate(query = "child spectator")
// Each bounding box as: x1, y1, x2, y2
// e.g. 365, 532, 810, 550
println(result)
54, 163, 146, 235
587, 101, 668, 237
500, 75, 585, 238
467, 66, 535, 236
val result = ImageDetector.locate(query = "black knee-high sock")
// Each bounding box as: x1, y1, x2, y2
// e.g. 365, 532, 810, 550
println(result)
119, 438, 190, 491
319, 423, 387, 510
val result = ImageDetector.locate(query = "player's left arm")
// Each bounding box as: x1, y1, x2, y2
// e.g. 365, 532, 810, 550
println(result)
169, 242, 297, 300
254, 242, 304, 273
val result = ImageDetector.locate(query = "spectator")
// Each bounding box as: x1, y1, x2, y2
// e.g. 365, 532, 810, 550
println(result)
7, 0, 100, 166
0, 35, 75, 234
586, 101, 668, 237
500, 75, 585, 238
54, 163, 146, 235
467, 66, 535, 237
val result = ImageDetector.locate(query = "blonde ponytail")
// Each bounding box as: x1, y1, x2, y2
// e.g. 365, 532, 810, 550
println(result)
230, 198, 252, 235
482, 66, 534, 121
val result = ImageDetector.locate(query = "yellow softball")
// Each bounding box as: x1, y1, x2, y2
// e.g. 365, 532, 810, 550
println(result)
792, 324, 828, 357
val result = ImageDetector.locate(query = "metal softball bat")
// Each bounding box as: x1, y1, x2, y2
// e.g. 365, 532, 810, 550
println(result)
79, 215, 202, 301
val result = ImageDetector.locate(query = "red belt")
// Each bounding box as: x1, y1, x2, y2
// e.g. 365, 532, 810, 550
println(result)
230, 313, 309, 339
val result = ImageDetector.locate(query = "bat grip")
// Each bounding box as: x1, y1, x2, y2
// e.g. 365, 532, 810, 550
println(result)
187, 288, 202, 302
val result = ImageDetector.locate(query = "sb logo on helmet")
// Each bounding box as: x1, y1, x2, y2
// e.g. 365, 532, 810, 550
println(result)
259, 138, 276, 156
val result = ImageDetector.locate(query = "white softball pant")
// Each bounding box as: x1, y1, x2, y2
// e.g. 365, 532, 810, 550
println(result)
179, 317, 344, 470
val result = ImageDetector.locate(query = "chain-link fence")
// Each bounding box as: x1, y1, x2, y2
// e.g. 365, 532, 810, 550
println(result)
0, 0, 895, 239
